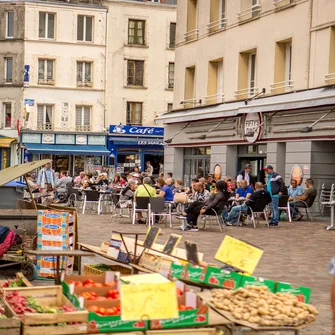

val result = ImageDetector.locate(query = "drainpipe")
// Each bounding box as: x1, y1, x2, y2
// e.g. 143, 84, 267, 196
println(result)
306, 0, 314, 89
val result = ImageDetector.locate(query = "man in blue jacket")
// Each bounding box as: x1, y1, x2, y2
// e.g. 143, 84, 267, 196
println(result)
264, 165, 285, 227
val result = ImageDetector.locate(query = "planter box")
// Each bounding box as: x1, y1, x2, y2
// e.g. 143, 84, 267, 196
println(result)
2, 286, 88, 335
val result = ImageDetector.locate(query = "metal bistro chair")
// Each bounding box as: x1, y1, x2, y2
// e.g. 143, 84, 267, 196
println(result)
131, 197, 150, 225
200, 203, 226, 232
148, 198, 173, 228
67, 186, 82, 209
291, 196, 317, 222
110, 192, 132, 223
319, 183, 334, 216
82, 190, 100, 214
238, 198, 270, 229
278, 195, 291, 222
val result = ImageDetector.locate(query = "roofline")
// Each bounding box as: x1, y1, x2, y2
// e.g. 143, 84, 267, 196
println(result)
104, 0, 176, 10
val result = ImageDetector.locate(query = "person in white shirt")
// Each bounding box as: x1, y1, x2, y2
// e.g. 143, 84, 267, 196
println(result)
236, 164, 252, 188
146, 161, 153, 176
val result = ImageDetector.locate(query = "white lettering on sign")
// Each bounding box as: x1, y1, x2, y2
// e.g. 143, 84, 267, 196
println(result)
130, 127, 155, 135
244, 113, 262, 144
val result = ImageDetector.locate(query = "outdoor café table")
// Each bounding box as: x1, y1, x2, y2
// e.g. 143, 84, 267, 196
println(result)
24, 249, 95, 284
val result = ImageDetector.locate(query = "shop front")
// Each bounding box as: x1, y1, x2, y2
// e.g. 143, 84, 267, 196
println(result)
157, 86, 335, 212
21, 131, 109, 176
108, 124, 164, 175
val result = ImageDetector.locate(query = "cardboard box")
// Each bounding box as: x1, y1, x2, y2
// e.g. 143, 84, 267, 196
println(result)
276, 283, 311, 303
184, 264, 206, 283
240, 275, 276, 292
204, 266, 242, 289
85, 299, 148, 333
37, 255, 74, 277
149, 291, 208, 330
138, 252, 161, 272
169, 263, 187, 280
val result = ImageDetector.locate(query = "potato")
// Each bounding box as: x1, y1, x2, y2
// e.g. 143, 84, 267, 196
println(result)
232, 311, 242, 320
250, 309, 258, 317
243, 312, 250, 321
306, 304, 319, 315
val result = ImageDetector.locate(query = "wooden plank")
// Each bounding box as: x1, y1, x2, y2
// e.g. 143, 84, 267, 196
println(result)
1, 328, 20, 335
23, 324, 87, 335
147, 328, 217, 335
0, 300, 21, 328
16, 272, 33, 287
23, 311, 88, 325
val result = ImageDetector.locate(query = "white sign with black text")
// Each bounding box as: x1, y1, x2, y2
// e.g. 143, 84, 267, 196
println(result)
244, 113, 262, 144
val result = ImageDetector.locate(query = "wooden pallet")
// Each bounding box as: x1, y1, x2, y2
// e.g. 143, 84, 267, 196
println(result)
2, 285, 88, 335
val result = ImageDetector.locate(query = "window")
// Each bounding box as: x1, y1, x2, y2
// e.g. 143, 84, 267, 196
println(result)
168, 62, 175, 89
38, 59, 54, 83
6, 11, 14, 38
208, 0, 225, 32
236, 50, 257, 99
238, 0, 261, 22
77, 61, 92, 85
39, 12, 55, 39
128, 20, 145, 45
77, 15, 93, 42
169, 23, 176, 48
37, 105, 53, 130
248, 53, 256, 95
3, 103, 11, 128
4, 57, 13, 83
206, 59, 224, 104
167, 103, 173, 113
185, 0, 198, 41
272, 40, 293, 93
76, 106, 91, 131
127, 60, 144, 86
127, 102, 142, 125
184, 66, 196, 106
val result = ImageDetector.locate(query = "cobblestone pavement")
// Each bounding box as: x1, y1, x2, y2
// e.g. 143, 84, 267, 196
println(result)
78, 213, 333, 334
1, 213, 332, 334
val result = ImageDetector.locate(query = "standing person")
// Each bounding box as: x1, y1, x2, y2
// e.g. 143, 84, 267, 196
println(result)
146, 161, 153, 176
37, 162, 57, 205
236, 164, 252, 188
54, 171, 72, 203
264, 165, 285, 227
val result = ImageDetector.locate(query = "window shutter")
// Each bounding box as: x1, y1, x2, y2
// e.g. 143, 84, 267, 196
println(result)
76, 107, 82, 126
38, 60, 44, 80
85, 63, 91, 82
135, 61, 143, 86
83, 107, 90, 125
85, 16, 93, 42
77, 62, 83, 82
37, 105, 44, 124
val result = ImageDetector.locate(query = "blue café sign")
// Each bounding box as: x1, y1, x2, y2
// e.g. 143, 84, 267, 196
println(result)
109, 124, 164, 137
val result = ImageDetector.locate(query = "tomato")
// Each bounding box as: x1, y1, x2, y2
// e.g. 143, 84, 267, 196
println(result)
178, 305, 186, 311
75, 282, 83, 287
87, 305, 99, 313
98, 307, 106, 315
104, 308, 116, 316
104, 281, 116, 287
83, 279, 94, 285
68, 280, 75, 284
176, 288, 183, 296
84, 283, 93, 288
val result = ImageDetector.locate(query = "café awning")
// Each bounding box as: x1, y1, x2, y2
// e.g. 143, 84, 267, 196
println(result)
0, 136, 16, 147
24, 144, 110, 156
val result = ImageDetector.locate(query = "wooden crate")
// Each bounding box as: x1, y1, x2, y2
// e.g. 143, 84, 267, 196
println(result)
83, 263, 131, 276
0, 272, 32, 288
2, 286, 88, 335
147, 329, 217, 335
0, 299, 21, 335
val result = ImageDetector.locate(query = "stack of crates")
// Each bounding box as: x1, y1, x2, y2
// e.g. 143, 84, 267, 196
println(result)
36, 210, 75, 278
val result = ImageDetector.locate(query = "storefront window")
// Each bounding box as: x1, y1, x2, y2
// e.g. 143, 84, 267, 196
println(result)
53, 155, 70, 173
118, 153, 141, 174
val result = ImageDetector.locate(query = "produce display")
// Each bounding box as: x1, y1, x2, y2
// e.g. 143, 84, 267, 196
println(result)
1, 277, 24, 288
0, 303, 7, 319
211, 286, 318, 327
68, 278, 116, 288
79, 289, 120, 301
87, 304, 121, 316
6, 290, 77, 317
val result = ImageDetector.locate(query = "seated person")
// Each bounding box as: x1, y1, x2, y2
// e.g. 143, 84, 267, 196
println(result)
157, 178, 174, 202
290, 178, 317, 221
235, 180, 253, 200
173, 179, 185, 194
134, 177, 156, 224
182, 181, 229, 232
25, 173, 38, 192
74, 171, 85, 186
223, 182, 271, 225
192, 182, 210, 202
224, 176, 235, 193
165, 178, 175, 192
186, 178, 199, 196
119, 181, 136, 202
199, 177, 210, 191
288, 179, 303, 201
54, 171, 72, 203
97, 173, 109, 186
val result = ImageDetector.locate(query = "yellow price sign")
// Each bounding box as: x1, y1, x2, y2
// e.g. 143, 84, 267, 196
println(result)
214, 235, 263, 274
120, 282, 179, 321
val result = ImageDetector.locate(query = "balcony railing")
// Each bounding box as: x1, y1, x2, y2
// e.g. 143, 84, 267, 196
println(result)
234, 87, 259, 99
207, 15, 227, 32
270, 80, 294, 93
181, 98, 198, 107
273, 0, 294, 6
204, 93, 225, 104
77, 81, 93, 87
37, 123, 53, 130
38, 79, 55, 85
184, 29, 199, 42
237, 4, 261, 22
325, 73, 335, 83
76, 125, 91, 131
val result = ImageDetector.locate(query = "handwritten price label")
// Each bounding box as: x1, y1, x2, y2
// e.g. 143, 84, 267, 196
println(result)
120, 282, 179, 321
214, 235, 263, 274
